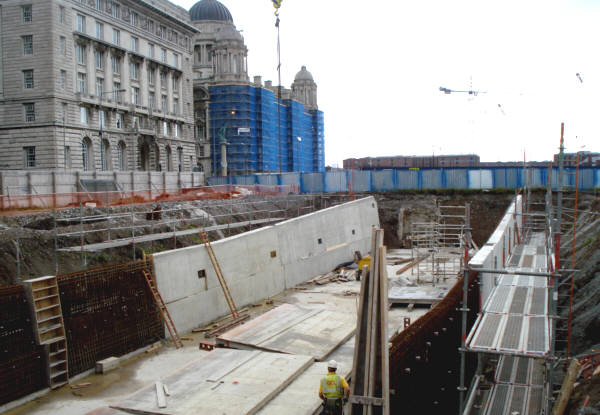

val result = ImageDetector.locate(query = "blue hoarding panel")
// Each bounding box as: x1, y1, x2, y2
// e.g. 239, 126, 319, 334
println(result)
396, 170, 418, 189
372, 170, 395, 191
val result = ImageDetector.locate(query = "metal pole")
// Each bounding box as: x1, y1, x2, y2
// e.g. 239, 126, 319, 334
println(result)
80, 202, 86, 266
458, 203, 471, 414
276, 13, 282, 173
53, 208, 59, 275
557, 123, 564, 232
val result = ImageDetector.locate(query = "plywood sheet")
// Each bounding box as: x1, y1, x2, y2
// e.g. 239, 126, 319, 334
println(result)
217, 303, 356, 361
111, 348, 313, 415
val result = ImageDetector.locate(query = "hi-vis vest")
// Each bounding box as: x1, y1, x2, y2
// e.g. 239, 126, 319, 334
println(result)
321, 374, 343, 399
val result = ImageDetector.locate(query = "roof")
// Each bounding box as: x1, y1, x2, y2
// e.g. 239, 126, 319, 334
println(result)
190, 0, 233, 23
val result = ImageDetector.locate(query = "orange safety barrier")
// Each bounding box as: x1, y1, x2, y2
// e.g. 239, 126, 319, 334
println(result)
0, 184, 300, 214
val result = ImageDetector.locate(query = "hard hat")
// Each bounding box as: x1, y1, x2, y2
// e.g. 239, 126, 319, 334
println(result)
328, 360, 338, 369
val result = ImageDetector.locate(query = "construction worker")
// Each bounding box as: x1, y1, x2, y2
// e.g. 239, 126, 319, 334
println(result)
319, 360, 350, 415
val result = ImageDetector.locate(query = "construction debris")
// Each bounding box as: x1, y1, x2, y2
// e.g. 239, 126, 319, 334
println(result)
95, 357, 120, 374
305, 267, 358, 285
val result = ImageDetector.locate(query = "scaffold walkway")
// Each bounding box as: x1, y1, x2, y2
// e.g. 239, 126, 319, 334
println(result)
466, 232, 551, 415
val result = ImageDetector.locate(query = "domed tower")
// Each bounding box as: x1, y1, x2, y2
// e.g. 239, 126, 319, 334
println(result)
291, 66, 318, 110
189, 0, 248, 83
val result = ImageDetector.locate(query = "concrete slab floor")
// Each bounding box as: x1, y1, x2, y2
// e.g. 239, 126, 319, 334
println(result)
3, 249, 449, 415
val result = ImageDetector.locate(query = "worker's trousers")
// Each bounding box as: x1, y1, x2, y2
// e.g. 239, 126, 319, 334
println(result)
321, 398, 343, 415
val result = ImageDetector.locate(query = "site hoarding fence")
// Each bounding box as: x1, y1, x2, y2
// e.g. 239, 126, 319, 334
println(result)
208, 167, 600, 193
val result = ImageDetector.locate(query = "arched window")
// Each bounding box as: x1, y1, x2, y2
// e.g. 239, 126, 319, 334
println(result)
82, 137, 93, 171
177, 147, 183, 172
100, 139, 111, 171
165, 146, 172, 171
117, 141, 126, 171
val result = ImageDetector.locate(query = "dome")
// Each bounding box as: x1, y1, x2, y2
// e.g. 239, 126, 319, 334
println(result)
294, 66, 314, 82
190, 0, 233, 23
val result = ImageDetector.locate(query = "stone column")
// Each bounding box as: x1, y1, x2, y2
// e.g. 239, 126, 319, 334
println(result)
166, 71, 173, 115
139, 59, 147, 106
122, 54, 130, 103
87, 44, 95, 95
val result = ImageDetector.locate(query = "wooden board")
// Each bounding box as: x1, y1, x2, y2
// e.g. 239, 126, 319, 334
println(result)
217, 303, 356, 361
110, 348, 313, 415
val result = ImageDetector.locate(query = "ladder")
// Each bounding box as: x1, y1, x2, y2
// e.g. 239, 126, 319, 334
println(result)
200, 231, 239, 319
22, 276, 69, 389
142, 268, 183, 349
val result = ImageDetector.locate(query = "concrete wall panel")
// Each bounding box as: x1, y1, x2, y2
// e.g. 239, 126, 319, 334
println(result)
153, 196, 380, 334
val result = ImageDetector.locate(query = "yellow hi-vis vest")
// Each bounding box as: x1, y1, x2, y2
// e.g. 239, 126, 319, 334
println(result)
321, 374, 343, 399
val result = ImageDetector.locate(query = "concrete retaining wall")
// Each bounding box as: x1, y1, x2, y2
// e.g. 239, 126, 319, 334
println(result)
152, 196, 380, 334
469, 195, 523, 304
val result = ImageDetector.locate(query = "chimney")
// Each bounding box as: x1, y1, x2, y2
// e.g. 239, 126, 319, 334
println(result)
253, 76, 262, 87
265, 80, 273, 89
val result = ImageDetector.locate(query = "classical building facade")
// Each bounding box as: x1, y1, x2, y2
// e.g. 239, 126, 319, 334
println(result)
189, 0, 325, 176
0, 0, 198, 171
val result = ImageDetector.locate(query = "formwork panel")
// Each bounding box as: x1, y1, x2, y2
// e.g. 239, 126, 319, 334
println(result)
508, 385, 528, 415
527, 386, 544, 414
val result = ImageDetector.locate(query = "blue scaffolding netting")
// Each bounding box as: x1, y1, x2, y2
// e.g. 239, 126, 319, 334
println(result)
209, 85, 325, 174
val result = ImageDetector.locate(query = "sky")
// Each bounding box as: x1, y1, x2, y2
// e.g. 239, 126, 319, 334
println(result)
176, 0, 600, 167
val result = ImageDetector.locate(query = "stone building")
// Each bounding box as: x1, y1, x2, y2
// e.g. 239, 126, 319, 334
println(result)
0, 0, 198, 172
189, 0, 325, 175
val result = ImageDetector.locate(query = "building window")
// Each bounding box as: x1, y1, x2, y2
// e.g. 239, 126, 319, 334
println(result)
23, 70, 34, 89
95, 50, 104, 69
174, 123, 179, 137
147, 19, 154, 34
95, 22, 104, 39
118, 141, 126, 170
111, 55, 121, 74
173, 98, 179, 115
111, 3, 120, 19
130, 11, 138, 26
177, 147, 183, 172
23, 103, 35, 122
59, 36, 66, 56
77, 72, 86, 93
148, 92, 155, 109
96, 77, 104, 97
131, 86, 139, 105
100, 138, 110, 171
94, 0, 103, 11
130, 36, 138, 52
148, 43, 154, 58
159, 25, 166, 39
113, 82, 121, 101
60, 70, 66, 89
172, 76, 179, 91
60, 103, 68, 123
77, 14, 85, 33
148, 68, 155, 85
22, 35, 33, 55
59, 6, 65, 23
99, 109, 106, 128
82, 138, 91, 171
22, 5, 33, 22
161, 94, 167, 112
160, 71, 166, 88
24, 147, 36, 168
162, 121, 168, 135
80, 106, 88, 124
166, 146, 172, 171
130, 62, 139, 80
160, 48, 166, 63
76, 44, 86, 64
115, 112, 123, 128
112, 29, 120, 46
172, 53, 178, 68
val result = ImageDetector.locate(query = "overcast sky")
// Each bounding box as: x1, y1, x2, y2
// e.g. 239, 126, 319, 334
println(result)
176, 0, 600, 167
